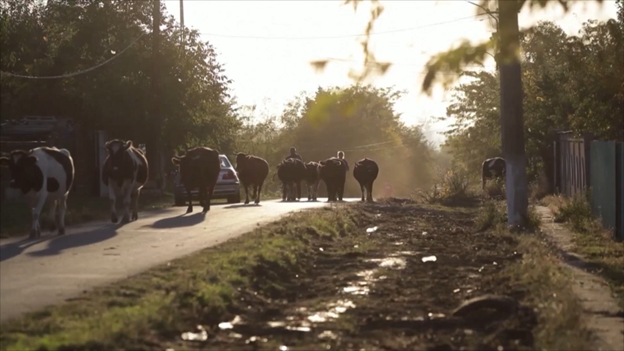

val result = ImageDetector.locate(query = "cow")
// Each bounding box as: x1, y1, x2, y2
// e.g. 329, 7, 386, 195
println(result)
277, 158, 306, 201
304, 161, 321, 201
353, 158, 379, 202
171, 146, 220, 214
482, 157, 506, 191
235, 153, 269, 205
102, 139, 149, 224
0, 147, 75, 238
319, 157, 348, 202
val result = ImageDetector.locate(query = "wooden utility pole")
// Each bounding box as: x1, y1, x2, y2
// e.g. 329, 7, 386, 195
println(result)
149, 0, 164, 192
498, 0, 528, 227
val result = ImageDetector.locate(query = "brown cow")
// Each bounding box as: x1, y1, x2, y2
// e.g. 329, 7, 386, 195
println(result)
304, 161, 321, 201
235, 153, 269, 205
353, 158, 379, 202
319, 157, 347, 202
172, 147, 220, 213
277, 158, 306, 201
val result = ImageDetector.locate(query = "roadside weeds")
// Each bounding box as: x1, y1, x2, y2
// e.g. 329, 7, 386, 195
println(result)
0, 198, 598, 350
542, 194, 624, 308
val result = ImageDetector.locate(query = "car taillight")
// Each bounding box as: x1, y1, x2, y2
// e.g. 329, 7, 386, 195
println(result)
223, 170, 237, 180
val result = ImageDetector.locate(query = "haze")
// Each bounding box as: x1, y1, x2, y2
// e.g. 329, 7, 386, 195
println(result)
164, 0, 617, 146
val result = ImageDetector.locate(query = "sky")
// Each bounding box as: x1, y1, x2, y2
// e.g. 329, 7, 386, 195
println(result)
162, 0, 618, 146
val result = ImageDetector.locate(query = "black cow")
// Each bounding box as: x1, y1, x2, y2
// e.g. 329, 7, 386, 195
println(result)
482, 157, 506, 190
235, 153, 269, 205
171, 147, 221, 213
304, 161, 321, 201
319, 157, 348, 202
102, 140, 149, 224
0, 147, 75, 238
353, 158, 379, 202
277, 158, 306, 201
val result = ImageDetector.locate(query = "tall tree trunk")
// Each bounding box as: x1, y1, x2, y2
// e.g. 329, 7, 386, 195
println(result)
498, 0, 528, 227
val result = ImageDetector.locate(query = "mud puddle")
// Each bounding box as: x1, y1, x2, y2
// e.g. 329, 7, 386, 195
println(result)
173, 201, 531, 350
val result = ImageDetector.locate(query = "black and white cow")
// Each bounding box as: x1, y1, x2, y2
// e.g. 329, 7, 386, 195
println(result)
0, 147, 75, 238
482, 157, 506, 190
102, 139, 149, 224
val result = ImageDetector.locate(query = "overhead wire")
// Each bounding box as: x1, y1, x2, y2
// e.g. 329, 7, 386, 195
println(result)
0, 32, 146, 80
197, 13, 491, 40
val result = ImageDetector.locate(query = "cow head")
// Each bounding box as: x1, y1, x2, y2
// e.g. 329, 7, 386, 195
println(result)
0, 150, 39, 192
171, 153, 197, 186
104, 139, 133, 180
235, 152, 250, 171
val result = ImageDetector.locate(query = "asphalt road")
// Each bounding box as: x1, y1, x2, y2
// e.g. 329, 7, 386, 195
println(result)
0, 198, 355, 323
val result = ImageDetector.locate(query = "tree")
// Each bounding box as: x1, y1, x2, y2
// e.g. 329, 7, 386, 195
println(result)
235, 85, 434, 197
0, 0, 240, 167
312, 0, 606, 228
443, 20, 623, 191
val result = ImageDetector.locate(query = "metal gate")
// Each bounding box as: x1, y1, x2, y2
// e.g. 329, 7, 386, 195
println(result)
554, 132, 588, 197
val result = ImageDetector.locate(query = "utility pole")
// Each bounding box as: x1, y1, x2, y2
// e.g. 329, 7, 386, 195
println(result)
149, 0, 164, 192
179, 0, 185, 44
498, 0, 528, 227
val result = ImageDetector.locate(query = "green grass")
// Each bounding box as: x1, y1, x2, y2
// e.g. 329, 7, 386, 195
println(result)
494, 232, 594, 351
542, 194, 624, 307
477, 202, 593, 351
0, 192, 175, 238
0, 199, 597, 350
0, 207, 357, 351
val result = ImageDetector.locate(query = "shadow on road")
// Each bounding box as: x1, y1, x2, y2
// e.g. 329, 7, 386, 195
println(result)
224, 203, 261, 209
145, 212, 206, 229
26, 225, 118, 257
0, 237, 49, 262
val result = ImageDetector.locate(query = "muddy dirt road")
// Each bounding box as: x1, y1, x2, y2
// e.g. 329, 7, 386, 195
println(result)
170, 199, 535, 351
0, 199, 356, 322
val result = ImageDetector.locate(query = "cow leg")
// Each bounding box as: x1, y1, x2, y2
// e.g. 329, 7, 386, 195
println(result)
282, 182, 286, 201
326, 182, 333, 202
367, 181, 374, 202
359, 182, 365, 202
47, 199, 58, 232
204, 185, 214, 213
186, 187, 193, 213
338, 183, 344, 202
131, 189, 139, 221
109, 181, 118, 223
296, 182, 301, 201
120, 186, 132, 224
30, 192, 47, 239
255, 182, 263, 204
57, 195, 68, 235
251, 184, 257, 203
244, 183, 250, 205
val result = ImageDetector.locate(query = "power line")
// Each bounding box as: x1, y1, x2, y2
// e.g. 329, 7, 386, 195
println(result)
198, 13, 490, 40
0, 32, 146, 80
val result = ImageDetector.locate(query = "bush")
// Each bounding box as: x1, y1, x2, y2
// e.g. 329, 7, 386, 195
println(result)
418, 166, 474, 205
552, 194, 601, 234
484, 177, 505, 199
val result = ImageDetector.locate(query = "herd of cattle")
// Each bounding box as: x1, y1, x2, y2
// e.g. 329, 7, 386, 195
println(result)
0, 141, 386, 239
0, 139, 506, 240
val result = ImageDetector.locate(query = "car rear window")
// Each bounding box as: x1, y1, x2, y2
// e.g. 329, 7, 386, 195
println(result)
220, 156, 231, 168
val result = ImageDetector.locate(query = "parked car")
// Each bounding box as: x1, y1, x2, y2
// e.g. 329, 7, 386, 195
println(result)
173, 154, 241, 206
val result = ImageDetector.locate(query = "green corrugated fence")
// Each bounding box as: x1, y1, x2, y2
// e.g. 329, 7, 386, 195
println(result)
589, 141, 623, 241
